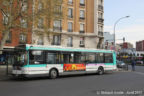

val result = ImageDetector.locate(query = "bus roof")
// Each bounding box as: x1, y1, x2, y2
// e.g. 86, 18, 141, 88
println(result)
20, 44, 115, 53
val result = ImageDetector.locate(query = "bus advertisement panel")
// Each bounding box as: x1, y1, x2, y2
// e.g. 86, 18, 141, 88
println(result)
64, 64, 86, 71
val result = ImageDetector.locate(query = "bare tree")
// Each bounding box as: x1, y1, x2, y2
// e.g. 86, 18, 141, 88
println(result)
0, 0, 63, 54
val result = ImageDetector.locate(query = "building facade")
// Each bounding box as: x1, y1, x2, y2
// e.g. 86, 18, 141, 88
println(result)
0, 0, 32, 48
122, 42, 133, 49
32, 0, 104, 49
0, 0, 104, 49
136, 40, 144, 51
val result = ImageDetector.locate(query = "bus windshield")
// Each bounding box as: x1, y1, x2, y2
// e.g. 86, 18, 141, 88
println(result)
14, 51, 27, 66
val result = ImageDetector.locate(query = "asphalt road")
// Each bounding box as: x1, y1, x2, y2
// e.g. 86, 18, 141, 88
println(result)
0, 66, 144, 96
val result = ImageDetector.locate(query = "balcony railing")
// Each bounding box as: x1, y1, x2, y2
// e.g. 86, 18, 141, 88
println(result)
79, 17, 85, 20
98, 31, 103, 36
79, 44, 85, 47
68, 15, 73, 19
80, 3, 85, 6
68, 29, 73, 32
54, 11, 62, 16
79, 30, 85, 33
98, 18, 104, 23
98, 5, 103, 11
53, 27, 62, 32
52, 42, 61, 46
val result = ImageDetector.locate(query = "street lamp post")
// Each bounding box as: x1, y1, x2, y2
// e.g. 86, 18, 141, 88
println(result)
113, 16, 130, 51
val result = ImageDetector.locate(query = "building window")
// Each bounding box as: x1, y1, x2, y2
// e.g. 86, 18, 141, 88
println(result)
67, 37, 73, 47
68, 0, 73, 4
53, 20, 62, 32
80, 37, 85, 47
2, 14, 9, 25
98, 25, 103, 32
21, 2, 28, 12
38, 2, 43, 11
54, 6, 62, 16
37, 35, 44, 45
68, 22, 73, 32
37, 18, 44, 29
68, 8, 73, 18
52, 35, 61, 45
2, 31, 12, 43
80, 10, 85, 20
6, 32, 12, 43
80, 0, 85, 6
19, 34, 27, 44
20, 18, 27, 28
80, 23, 85, 33
98, 12, 103, 18
98, 0, 103, 5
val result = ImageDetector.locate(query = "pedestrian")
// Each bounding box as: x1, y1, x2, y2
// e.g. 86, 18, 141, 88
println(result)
131, 59, 136, 71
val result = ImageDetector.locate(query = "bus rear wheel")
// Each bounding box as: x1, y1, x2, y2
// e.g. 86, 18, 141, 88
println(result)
49, 69, 58, 79
97, 67, 104, 75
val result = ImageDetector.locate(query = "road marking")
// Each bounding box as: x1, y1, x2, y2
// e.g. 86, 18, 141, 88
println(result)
134, 72, 144, 75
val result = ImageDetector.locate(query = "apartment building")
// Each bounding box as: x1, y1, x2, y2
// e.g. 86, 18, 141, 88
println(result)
136, 40, 144, 51
0, 0, 32, 48
32, 0, 104, 49
0, 0, 104, 49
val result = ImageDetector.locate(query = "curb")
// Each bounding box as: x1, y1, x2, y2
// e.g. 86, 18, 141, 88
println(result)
0, 75, 10, 80
116, 68, 131, 72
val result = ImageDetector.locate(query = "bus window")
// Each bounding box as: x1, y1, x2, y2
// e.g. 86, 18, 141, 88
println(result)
80, 53, 86, 63
74, 52, 81, 63
85, 53, 95, 63
88, 53, 96, 63
104, 53, 113, 63
95, 53, 104, 63
62, 52, 81, 63
29, 51, 44, 64
63, 52, 74, 63
14, 51, 27, 66
46, 52, 59, 64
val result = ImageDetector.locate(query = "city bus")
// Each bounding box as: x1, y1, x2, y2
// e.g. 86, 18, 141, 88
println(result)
12, 44, 116, 79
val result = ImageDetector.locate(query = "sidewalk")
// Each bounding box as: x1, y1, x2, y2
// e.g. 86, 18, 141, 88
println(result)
0, 65, 11, 80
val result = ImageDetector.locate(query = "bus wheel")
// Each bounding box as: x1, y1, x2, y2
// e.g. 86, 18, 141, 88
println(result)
49, 69, 58, 79
97, 67, 104, 75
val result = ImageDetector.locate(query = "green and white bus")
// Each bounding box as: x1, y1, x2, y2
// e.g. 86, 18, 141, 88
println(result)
12, 44, 116, 79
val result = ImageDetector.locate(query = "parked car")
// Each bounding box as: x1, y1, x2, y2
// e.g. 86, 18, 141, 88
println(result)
116, 60, 127, 68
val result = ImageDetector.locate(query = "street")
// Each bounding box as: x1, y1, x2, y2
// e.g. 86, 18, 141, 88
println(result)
0, 66, 144, 96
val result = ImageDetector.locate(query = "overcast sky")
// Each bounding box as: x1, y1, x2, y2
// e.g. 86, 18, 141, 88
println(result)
104, 0, 144, 47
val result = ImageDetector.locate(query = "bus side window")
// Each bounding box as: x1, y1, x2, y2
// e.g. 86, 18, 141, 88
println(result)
74, 52, 81, 63
104, 53, 113, 63
89, 53, 96, 63
95, 53, 104, 63
63, 53, 74, 63
29, 51, 44, 64
46, 52, 56, 64
80, 53, 86, 63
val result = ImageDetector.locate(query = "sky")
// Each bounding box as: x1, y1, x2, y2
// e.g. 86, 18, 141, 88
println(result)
104, 0, 144, 48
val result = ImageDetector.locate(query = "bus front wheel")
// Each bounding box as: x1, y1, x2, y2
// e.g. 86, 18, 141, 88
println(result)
49, 69, 58, 79
97, 67, 104, 75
